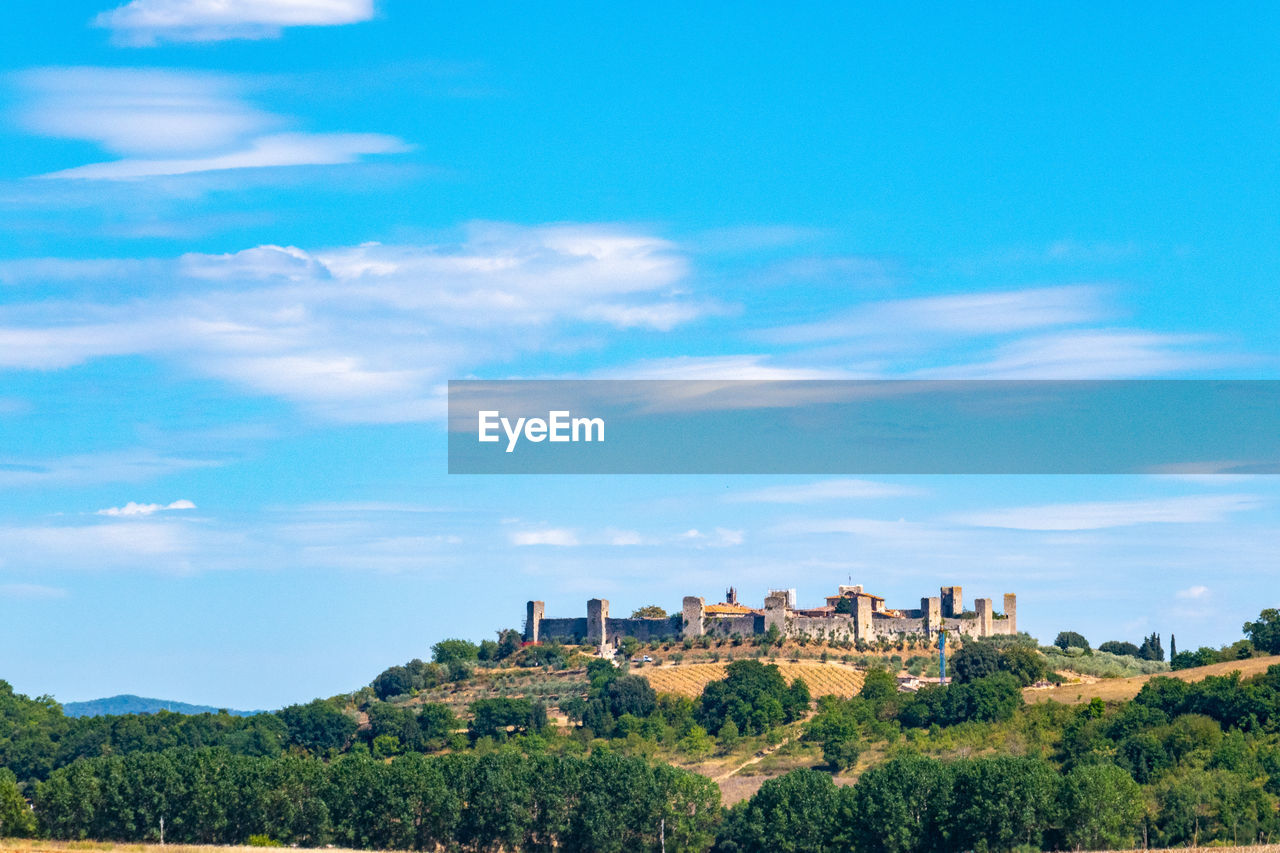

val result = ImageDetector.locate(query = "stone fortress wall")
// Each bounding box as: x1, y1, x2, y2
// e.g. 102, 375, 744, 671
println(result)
525, 584, 1015, 647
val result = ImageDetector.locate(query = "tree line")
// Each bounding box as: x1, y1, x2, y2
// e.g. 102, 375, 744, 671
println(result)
32, 747, 720, 852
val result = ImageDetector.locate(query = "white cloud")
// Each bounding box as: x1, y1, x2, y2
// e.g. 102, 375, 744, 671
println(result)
95, 0, 375, 45
16, 67, 407, 180
598, 354, 852, 380
920, 329, 1229, 379
1177, 585, 1210, 599
511, 529, 580, 547
97, 499, 197, 517
730, 479, 921, 503
676, 527, 743, 548
0, 225, 700, 421
766, 285, 1108, 345
953, 494, 1264, 531
45, 133, 409, 181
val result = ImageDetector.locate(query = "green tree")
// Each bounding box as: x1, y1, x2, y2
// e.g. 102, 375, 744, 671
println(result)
467, 698, 540, 741
699, 660, 802, 735
0, 768, 35, 837
1060, 764, 1143, 850
1138, 632, 1165, 662
1243, 609, 1280, 654
716, 769, 843, 853
432, 639, 480, 666
371, 665, 412, 700
677, 725, 714, 758
630, 605, 667, 618
1098, 640, 1142, 657
717, 718, 741, 751
860, 667, 897, 703
946, 756, 1059, 852
1054, 631, 1091, 651
277, 700, 356, 754
951, 642, 1000, 683
847, 754, 951, 853
999, 645, 1047, 686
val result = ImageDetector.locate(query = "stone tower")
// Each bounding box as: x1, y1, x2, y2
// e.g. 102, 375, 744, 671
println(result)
941, 585, 963, 617
1003, 593, 1017, 633
682, 596, 705, 639
763, 591, 788, 635
921, 596, 942, 635
974, 598, 993, 637
853, 594, 873, 642
525, 600, 545, 643
587, 598, 609, 646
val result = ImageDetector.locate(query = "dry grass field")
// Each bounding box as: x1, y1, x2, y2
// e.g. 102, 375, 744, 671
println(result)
1026, 654, 1280, 705
646, 660, 866, 697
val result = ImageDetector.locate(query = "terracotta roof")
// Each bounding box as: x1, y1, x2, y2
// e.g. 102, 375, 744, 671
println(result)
705, 603, 757, 615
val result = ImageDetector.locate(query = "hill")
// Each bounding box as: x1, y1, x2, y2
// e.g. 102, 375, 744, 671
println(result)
62, 694, 262, 718
1025, 654, 1280, 705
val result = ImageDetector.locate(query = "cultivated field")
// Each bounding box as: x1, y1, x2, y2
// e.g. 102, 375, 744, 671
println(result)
1025, 654, 1280, 705
646, 660, 866, 697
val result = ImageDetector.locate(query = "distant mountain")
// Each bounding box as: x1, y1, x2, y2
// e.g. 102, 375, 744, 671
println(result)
62, 694, 263, 718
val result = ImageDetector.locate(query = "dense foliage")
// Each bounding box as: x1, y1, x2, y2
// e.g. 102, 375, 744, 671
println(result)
34, 747, 720, 852
698, 660, 809, 736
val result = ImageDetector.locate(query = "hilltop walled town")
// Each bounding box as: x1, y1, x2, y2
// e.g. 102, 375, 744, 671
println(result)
525, 583, 1016, 647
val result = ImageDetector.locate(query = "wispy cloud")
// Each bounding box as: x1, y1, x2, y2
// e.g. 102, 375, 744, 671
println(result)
511, 529, 580, 547
953, 494, 1264, 531
15, 67, 407, 180
765, 285, 1108, 345
97, 499, 196, 517
598, 355, 853, 380
45, 133, 409, 181
1177, 585, 1210, 599
920, 329, 1232, 379
0, 224, 701, 421
95, 0, 375, 45
730, 479, 921, 503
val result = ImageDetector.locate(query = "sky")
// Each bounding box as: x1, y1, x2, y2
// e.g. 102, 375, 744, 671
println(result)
0, 1, 1277, 709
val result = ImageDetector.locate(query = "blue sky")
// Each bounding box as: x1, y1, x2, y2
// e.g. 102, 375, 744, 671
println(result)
0, 1, 1277, 708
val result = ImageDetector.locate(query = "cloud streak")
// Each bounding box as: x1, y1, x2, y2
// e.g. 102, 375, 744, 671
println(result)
95, 0, 375, 45
952, 494, 1264, 531
729, 479, 921, 503
97, 499, 197, 517
15, 67, 408, 180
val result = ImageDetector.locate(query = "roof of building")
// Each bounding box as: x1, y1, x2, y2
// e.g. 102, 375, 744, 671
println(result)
705, 602, 758, 616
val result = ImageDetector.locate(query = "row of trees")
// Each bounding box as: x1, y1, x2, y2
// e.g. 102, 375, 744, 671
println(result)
717, 757, 1150, 853
34, 747, 720, 852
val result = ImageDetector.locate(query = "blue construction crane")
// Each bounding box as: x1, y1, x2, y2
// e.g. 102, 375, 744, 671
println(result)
938, 629, 947, 685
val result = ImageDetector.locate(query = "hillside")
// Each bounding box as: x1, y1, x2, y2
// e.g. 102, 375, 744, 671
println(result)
62, 694, 261, 717
646, 660, 866, 697
1025, 654, 1280, 705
